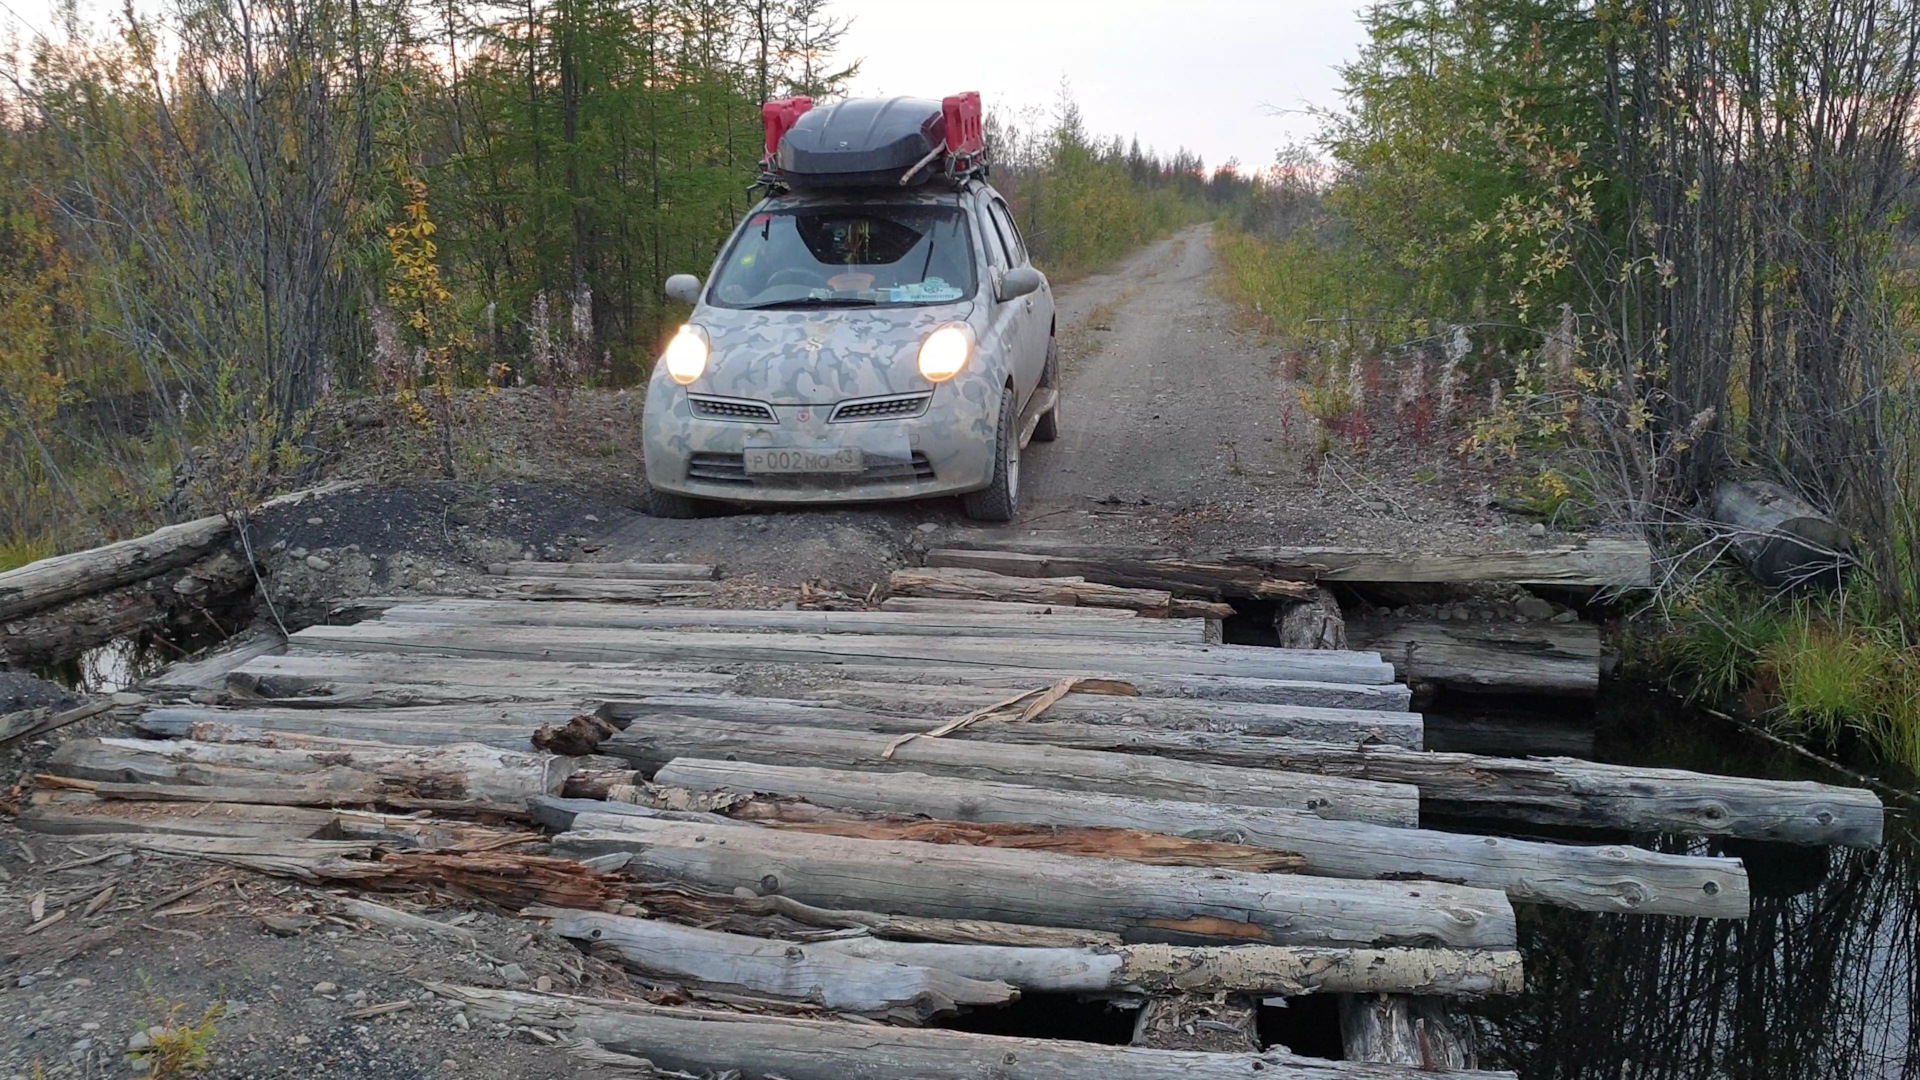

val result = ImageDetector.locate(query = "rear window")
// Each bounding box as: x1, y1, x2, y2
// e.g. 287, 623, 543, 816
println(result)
707, 205, 977, 310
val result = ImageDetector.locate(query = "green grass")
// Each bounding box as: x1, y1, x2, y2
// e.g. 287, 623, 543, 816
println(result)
0, 537, 55, 572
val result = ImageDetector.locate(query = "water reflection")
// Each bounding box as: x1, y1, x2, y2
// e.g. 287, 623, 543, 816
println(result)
1478, 692, 1919, 1079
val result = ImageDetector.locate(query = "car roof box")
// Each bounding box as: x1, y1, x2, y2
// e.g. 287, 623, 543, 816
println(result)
766, 94, 986, 189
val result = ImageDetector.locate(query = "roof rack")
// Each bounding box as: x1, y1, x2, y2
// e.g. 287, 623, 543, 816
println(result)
755, 93, 989, 194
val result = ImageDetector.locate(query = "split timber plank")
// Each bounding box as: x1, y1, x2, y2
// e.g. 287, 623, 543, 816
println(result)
225, 654, 731, 708
134, 703, 589, 750
601, 690, 1425, 748
487, 561, 719, 581
375, 599, 1208, 643
20, 792, 336, 839
1345, 618, 1600, 696
434, 985, 1520, 1080
545, 908, 1524, 998
47, 735, 573, 815
556, 814, 1517, 949
602, 717, 1423, 826
876, 596, 1141, 617
890, 566, 1238, 618
146, 633, 287, 692
654, 760, 1752, 918
286, 623, 1398, 685
229, 650, 1411, 711
924, 548, 1317, 599
936, 536, 1653, 588
479, 579, 723, 603
545, 911, 1017, 1018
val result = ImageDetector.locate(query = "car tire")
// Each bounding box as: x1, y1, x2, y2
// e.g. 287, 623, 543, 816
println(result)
962, 385, 1021, 522
1032, 335, 1061, 443
645, 486, 709, 519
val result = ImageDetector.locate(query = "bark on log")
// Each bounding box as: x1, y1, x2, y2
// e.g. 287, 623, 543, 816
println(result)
1339, 994, 1477, 1069
653, 760, 1752, 917
889, 566, 1237, 618
556, 813, 1517, 949
287, 623, 1396, 685
432, 984, 1520, 1079
934, 537, 1652, 587
1277, 587, 1348, 650
603, 717, 1423, 826
925, 548, 1317, 599
47, 734, 573, 814
544, 911, 1019, 1019
600, 691, 1424, 749
1344, 618, 1599, 696
1710, 480, 1851, 589
487, 561, 719, 580
377, 598, 1208, 643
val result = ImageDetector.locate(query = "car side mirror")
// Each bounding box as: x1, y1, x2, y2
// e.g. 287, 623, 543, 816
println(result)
665, 274, 702, 306
996, 266, 1044, 303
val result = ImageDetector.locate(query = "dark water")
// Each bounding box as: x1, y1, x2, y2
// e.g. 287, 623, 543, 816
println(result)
1476, 690, 1918, 1079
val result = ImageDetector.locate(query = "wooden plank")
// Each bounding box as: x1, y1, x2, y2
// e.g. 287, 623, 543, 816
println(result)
376, 599, 1208, 643
435, 985, 1520, 1079
287, 623, 1397, 685
145, 633, 287, 692
545, 909, 1522, 999
479, 579, 723, 603
877, 596, 1140, 618
654, 760, 1752, 918
20, 792, 336, 839
600, 690, 1425, 749
935, 537, 1652, 588
890, 566, 1238, 619
557, 814, 1517, 949
925, 548, 1316, 599
1345, 618, 1600, 696
134, 702, 588, 746
605, 717, 1423, 826
550, 911, 1017, 1019
487, 561, 719, 581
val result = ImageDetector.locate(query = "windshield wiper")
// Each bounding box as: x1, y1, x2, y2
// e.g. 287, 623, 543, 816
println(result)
744, 296, 880, 310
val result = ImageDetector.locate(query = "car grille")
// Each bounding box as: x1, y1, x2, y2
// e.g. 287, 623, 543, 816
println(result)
686, 452, 936, 487
830, 393, 932, 423
688, 395, 777, 422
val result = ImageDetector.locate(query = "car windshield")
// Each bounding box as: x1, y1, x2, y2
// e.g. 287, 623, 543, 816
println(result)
707, 204, 976, 310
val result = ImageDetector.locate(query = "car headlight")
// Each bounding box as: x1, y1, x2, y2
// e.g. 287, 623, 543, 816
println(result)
663, 324, 710, 385
918, 323, 973, 382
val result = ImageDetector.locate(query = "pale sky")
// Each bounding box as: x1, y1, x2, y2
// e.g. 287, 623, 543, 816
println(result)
840, 1, 1369, 172
0, 0, 1370, 170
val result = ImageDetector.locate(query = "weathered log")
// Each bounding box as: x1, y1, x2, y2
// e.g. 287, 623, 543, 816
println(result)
224, 653, 732, 708
1344, 617, 1599, 696
604, 717, 1422, 826
877, 596, 1141, 618
556, 813, 1517, 948
889, 566, 1237, 618
147, 633, 287, 692
935, 537, 1652, 587
287, 623, 1396, 685
19, 791, 338, 838
544, 911, 1018, 1019
925, 547, 1317, 599
1277, 587, 1348, 650
479, 578, 723, 603
1, 551, 256, 665
600, 691, 1424, 749
652, 760, 1752, 917
433, 984, 1520, 1079
1339, 994, 1477, 1069
376, 598, 1208, 642
333, 896, 480, 946
487, 561, 719, 580
48, 734, 573, 814
134, 702, 592, 750
1710, 479, 1851, 589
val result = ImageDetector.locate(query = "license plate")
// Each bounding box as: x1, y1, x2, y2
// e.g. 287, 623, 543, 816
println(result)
743, 447, 864, 474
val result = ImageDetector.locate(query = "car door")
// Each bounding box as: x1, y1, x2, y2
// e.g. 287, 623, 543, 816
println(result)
975, 192, 1035, 401
988, 196, 1052, 401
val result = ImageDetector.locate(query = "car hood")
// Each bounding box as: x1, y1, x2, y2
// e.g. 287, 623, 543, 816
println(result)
694, 302, 973, 404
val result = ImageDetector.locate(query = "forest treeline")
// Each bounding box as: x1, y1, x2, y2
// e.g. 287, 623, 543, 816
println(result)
1219, 0, 1920, 767
0, 0, 1222, 559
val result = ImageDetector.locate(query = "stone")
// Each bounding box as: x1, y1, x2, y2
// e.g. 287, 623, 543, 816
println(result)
16, 975, 35, 988
533, 976, 552, 992
1551, 610, 1580, 624
304, 555, 331, 571
1527, 522, 1548, 537
452, 1011, 470, 1031
111, 692, 145, 706
1516, 596, 1555, 619
432, 568, 448, 578
312, 982, 338, 995
288, 547, 308, 559
498, 963, 530, 987
1451, 606, 1472, 621
307, 517, 325, 525
126, 1030, 152, 1051
917, 522, 939, 533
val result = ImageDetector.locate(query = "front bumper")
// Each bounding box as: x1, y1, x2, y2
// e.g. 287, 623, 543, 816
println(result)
643, 379, 1001, 504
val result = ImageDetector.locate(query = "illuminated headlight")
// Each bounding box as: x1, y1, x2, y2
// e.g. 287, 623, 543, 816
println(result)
662, 324, 710, 385
917, 323, 973, 382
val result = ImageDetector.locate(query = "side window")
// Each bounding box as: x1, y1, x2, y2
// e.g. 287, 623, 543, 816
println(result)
979, 199, 1013, 270
991, 200, 1029, 266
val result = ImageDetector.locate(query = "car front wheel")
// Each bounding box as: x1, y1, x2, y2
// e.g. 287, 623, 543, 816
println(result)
962, 386, 1021, 522
645, 486, 712, 519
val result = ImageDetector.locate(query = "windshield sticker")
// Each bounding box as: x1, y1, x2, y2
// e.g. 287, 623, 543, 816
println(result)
889, 278, 963, 303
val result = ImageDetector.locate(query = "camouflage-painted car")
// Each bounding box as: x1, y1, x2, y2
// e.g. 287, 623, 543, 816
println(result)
641, 180, 1059, 521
